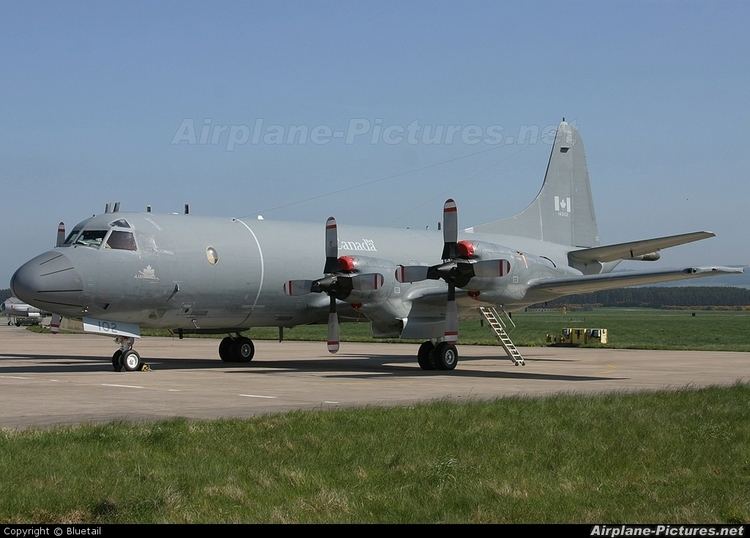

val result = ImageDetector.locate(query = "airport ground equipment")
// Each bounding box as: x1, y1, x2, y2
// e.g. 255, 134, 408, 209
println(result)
547, 327, 608, 346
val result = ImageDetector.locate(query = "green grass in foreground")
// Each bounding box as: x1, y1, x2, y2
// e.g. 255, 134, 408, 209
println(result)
1, 385, 749, 523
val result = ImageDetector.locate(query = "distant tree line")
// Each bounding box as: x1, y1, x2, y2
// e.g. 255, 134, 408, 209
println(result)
543, 287, 750, 308
0, 288, 10, 302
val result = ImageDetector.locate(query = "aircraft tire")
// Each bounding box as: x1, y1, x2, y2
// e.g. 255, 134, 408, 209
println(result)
433, 342, 458, 371
15, 320, 21, 327
417, 341, 436, 370
232, 337, 255, 363
218, 337, 234, 362
121, 350, 142, 372
112, 350, 123, 372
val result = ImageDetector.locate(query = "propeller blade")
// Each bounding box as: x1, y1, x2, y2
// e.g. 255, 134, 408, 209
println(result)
50, 313, 62, 334
327, 296, 340, 353
56, 222, 65, 247
283, 280, 315, 296
471, 259, 511, 278
323, 216, 339, 273
441, 199, 458, 260
395, 265, 431, 283
350, 273, 384, 292
444, 284, 458, 342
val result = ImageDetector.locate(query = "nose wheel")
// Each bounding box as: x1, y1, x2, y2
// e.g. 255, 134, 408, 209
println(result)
112, 350, 122, 371
111, 337, 144, 372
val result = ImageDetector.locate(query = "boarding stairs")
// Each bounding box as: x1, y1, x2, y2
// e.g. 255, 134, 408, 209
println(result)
479, 306, 525, 366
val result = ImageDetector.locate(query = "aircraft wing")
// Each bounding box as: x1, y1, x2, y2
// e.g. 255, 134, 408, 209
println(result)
568, 231, 715, 263
528, 266, 743, 296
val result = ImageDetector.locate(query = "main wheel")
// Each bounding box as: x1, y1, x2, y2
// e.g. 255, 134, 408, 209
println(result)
232, 337, 255, 363
121, 350, 142, 372
15, 320, 21, 327
417, 341, 436, 370
433, 342, 458, 371
218, 337, 234, 362
112, 350, 123, 372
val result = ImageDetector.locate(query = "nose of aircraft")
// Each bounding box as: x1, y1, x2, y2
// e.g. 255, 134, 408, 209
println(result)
10, 251, 84, 311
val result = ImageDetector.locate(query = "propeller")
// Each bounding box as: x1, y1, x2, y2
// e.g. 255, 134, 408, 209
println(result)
443, 200, 459, 342
395, 199, 510, 343
284, 217, 384, 353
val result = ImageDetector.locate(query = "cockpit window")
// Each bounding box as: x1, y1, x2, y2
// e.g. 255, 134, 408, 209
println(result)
110, 219, 131, 228
106, 230, 137, 251
75, 230, 108, 248
63, 228, 83, 245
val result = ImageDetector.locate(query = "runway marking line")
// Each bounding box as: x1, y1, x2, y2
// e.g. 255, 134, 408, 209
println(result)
101, 383, 145, 389
0, 376, 31, 380
239, 394, 277, 399
324, 401, 340, 404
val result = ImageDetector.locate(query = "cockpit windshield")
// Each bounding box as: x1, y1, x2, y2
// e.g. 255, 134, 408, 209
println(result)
110, 219, 131, 228
105, 230, 137, 251
63, 228, 83, 245
74, 230, 108, 248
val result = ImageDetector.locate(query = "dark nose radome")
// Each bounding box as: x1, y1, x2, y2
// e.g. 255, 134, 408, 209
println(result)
11, 251, 83, 309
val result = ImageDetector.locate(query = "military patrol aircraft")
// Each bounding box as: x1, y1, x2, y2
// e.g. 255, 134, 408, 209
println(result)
10, 121, 742, 372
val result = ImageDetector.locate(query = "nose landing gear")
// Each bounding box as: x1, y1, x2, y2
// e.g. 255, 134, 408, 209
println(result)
112, 336, 145, 372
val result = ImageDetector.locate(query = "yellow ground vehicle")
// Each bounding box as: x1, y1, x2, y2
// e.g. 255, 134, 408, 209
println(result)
546, 327, 608, 346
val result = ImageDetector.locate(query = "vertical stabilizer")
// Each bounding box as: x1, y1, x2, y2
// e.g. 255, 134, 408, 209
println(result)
470, 121, 599, 247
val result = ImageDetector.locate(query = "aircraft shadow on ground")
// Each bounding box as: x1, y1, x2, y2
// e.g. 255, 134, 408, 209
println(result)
230, 356, 622, 382
0, 353, 222, 374
0, 353, 621, 382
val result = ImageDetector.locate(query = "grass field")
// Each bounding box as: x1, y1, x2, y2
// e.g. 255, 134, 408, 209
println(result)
1, 385, 748, 523
137, 308, 749, 351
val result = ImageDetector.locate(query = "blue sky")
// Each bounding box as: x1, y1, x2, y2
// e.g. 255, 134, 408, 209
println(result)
2, 1, 748, 285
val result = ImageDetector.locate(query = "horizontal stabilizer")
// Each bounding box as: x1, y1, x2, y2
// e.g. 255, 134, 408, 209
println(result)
569, 231, 715, 264
529, 266, 743, 296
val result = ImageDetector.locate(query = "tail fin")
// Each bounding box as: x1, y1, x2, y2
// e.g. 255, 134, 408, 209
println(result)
469, 120, 599, 247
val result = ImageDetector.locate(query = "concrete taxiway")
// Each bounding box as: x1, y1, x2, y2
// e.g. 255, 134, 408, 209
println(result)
0, 323, 748, 428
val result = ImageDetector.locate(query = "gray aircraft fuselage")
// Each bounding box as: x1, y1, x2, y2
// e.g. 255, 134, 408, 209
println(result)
10, 212, 581, 338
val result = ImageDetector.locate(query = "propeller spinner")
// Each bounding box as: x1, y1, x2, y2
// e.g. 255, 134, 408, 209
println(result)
395, 199, 509, 343
284, 217, 384, 353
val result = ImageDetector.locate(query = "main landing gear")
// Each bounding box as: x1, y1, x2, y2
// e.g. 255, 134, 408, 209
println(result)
417, 341, 459, 371
112, 336, 146, 372
218, 335, 255, 363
